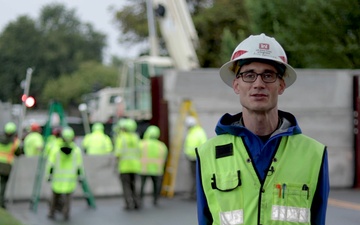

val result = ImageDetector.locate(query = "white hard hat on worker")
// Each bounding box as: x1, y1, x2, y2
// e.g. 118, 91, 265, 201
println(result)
219, 33, 297, 88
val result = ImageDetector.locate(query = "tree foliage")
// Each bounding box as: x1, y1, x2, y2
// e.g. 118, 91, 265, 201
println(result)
246, 0, 360, 68
0, 3, 106, 107
0, 16, 42, 103
193, 0, 250, 67
42, 61, 118, 108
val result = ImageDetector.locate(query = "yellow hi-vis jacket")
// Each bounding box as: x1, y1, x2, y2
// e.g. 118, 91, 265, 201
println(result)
46, 142, 84, 194
82, 130, 113, 155
197, 134, 325, 225
184, 125, 207, 161
23, 132, 44, 157
114, 131, 141, 173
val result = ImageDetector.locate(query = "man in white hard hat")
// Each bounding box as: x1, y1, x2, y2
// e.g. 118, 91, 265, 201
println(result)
196, 34, 329, 225
183, 116, 207, 200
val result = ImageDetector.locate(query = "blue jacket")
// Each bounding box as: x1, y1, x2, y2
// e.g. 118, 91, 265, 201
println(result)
196, 110, 329, 225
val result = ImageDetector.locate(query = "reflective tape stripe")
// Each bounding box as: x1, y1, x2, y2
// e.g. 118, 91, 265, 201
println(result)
52, 177, 77, 182
272, 205, 310, 223
219, 209, 243, 225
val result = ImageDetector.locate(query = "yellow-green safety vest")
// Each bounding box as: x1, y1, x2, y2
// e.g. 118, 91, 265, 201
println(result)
139, 139, 167, 176
0, 138, 19, 164
114, 131, 141, 173
197, 134, 325, 225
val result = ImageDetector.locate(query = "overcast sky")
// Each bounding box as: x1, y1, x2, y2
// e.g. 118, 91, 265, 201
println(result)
0, 0, 142, 63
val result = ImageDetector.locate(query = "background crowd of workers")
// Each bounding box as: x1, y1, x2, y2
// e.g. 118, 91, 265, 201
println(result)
0, 115, 206, 221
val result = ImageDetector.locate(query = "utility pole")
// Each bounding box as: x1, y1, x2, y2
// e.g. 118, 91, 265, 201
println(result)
18, 68, 33, 142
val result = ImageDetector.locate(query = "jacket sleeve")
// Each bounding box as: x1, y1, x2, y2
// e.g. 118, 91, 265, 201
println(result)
310, 148, 330, 225
196, 157, 213, 225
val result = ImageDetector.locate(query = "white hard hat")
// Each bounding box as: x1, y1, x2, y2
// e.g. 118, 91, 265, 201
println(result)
219, 33, 297, 88
185, 116, 197, 127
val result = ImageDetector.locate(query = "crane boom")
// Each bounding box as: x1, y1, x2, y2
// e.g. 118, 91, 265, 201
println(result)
152, 0, 200, 70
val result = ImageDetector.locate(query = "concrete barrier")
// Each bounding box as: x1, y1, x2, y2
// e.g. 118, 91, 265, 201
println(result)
5, 153, 192, 201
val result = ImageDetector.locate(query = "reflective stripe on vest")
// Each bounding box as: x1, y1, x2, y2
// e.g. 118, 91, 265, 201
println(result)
197, 134, 325, 225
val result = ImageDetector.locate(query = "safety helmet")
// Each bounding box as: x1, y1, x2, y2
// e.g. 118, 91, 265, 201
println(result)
4, 122, 17, 134
185, 116, 197, 127
92, 122, 104, 132
219, 33, 297, 89
30, 123, 41, 132
117, 118, 127, 129
61, 127, 75, 142
126, 119, 137, 132
143, 125, 160, 139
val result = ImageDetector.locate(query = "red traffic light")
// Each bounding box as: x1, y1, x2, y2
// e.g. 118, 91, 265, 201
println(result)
22, 94, 35, 107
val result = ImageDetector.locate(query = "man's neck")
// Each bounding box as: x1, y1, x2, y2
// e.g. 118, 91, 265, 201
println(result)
242, 109, 279, 136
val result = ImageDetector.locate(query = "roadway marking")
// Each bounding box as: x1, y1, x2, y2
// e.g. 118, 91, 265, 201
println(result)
328, 198, 360, 211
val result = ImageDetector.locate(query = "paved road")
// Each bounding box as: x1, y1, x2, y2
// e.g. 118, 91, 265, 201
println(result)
7, 189, 360, 225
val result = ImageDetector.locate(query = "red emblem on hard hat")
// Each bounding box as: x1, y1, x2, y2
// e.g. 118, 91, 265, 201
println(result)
259, 43, 269, 50
232, 50, 247, 60
279, 56, 287, 63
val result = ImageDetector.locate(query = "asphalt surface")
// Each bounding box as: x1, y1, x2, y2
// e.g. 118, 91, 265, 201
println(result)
6, 188, 360, 225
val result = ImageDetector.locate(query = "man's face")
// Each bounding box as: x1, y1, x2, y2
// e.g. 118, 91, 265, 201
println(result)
232, 61, 286, 114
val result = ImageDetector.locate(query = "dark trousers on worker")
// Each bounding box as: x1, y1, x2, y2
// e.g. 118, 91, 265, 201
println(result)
120, 173, 139, 209
0, 174, 9, 208
48, 191, 71, 219
140, 175, 161, 205
189, 160, 196, 200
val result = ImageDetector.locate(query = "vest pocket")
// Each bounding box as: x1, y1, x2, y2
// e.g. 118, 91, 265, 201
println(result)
271, 183, 311, 224
211, 170, 241, 192
210, 170, 244, 212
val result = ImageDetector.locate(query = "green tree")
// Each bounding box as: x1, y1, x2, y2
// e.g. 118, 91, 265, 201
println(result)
0, 16, 42, 103
193, 0, 250, 67
42, 61, 118, 108
0, 3, 106, 107
246, 0, 360, 68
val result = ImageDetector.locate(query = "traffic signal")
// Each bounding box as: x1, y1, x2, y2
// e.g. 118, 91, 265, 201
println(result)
22, 94, 35, 107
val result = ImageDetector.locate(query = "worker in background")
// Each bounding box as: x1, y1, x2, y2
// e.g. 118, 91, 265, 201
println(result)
82, 123, 113, 155
139, 125, 168, 207
112, 118, 127, 144
44, 126, 62, 157
23, 123, 44, 157
114, 118, 141, 210
183, 116, 207, 200
46, 126, 84, 221
196, 33, 329, 225
0, 122, 21, 209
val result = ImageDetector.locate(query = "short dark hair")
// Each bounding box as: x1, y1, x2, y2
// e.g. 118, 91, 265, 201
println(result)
237, 58, 286, 77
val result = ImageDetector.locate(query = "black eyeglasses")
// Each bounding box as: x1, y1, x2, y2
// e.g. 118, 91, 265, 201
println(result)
236, 71, 280, 83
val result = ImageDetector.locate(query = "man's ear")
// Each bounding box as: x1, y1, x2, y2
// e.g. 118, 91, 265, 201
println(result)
278, 79, 286, 95
233, 79, 240, 94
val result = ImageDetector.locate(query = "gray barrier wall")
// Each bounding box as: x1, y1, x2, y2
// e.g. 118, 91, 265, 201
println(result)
5, 154, 191, 201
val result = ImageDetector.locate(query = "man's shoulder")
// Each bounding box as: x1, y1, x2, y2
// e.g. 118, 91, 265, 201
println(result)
198, 134, 237, 150
291, 133, 325, 146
